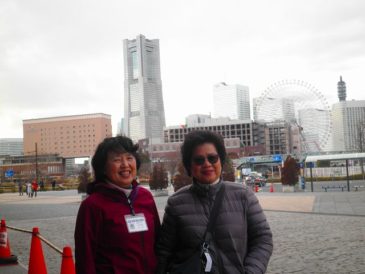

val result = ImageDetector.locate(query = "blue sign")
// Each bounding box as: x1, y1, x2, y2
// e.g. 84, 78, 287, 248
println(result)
272, 154, 282, 162
5, 169, 14, 178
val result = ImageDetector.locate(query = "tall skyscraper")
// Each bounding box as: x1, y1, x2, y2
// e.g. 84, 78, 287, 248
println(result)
213, 82, 250, 120
123, 34, 166, 143
331, 100, 365, 152
337, 76, 346, 101
331, 77, 365, 151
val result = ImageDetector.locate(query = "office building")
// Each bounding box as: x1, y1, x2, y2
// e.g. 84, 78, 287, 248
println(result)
253, 97, 295, 123
0, 138, 23, 156
164, 115, 253, 147
331, 100, 365, 152
0, 154, 64, 183
263, 121, 302, 155
213, 82, 250, 120
23, 113, 112, 158
123, 34, 166, 143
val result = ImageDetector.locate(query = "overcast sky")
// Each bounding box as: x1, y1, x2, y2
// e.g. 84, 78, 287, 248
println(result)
1, 0, 365, 138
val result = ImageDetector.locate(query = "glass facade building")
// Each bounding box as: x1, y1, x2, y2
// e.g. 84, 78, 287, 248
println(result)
213, 82, 250, 120
123, 34, 166, 143
331, 100, 365, 152
0, 138, 23, 156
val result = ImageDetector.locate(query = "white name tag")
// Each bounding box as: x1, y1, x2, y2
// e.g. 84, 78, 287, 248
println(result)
124, 213, 148, 233
203, 251, 212, 272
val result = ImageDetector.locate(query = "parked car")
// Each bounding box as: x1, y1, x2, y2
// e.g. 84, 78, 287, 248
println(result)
243, 175, 267, 187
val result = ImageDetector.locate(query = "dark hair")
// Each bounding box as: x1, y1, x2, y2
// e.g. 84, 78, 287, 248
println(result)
91, 135, 141, 182
181, 130, 226, 176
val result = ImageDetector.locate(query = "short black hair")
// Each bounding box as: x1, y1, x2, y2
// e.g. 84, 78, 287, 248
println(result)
91, 135, 141, 182
181, 130, 226, 176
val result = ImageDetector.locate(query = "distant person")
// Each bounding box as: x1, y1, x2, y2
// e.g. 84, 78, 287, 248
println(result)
26, 182, 32, 197
39, 180, 45, 191
51, 180, 56, 190
17, 180, 24, 196
74, 135, 161, 274
156, 131, 273, 273
31, 180, 38, 198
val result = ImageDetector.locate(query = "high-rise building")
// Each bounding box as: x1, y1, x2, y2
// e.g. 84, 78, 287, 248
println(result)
331, 100, 365, 152
23, 113, 112, 158
331, 77, 365, 152
253, 97, 295, 123
0, 138, 23, 156
213, 82, 250, 120
337, 76, 346, 102
123, 34, 166, 143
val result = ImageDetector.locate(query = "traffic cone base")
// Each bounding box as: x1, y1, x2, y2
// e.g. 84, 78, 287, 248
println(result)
60, 246, 76, 274
0, 254, 18, 265
0, 219, 18, 265
270, 183, 274, 193
28, 227, 47, 274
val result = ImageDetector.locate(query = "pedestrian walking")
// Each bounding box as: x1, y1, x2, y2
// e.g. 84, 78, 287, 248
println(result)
18, 180, 24, 196
31, 180, 38, 198
26, 182, 32, 197
39, 180, 45, 191
51, 180, 56, 190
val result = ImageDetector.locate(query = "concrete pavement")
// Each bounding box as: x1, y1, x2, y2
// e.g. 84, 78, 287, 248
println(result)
1, 188, 365, 273
1, 188, 365, 216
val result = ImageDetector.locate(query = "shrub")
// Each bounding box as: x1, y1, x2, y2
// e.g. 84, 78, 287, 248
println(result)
281, 155, 299, 186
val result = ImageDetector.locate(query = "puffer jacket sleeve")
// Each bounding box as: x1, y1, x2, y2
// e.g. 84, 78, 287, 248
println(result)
244, 188, 273, 274
155, 196, 178, 274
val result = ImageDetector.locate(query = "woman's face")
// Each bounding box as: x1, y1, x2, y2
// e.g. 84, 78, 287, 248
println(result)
105, 151, 137, 188
190, 143, 222, 184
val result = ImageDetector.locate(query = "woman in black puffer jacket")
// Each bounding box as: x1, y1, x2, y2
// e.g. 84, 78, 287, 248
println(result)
156, 130, 273, 274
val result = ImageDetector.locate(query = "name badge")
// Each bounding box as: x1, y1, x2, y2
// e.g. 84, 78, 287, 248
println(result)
124, 213, 148, 233
203, 251, 212, 272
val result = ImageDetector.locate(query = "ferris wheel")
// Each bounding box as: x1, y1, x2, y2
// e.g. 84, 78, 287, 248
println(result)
254, 79, 332, 154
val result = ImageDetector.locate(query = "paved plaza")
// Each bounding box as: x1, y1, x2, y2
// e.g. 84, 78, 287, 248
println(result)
0, 188, 364, 273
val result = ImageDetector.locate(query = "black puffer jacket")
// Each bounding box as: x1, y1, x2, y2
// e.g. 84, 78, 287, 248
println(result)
156, 180, 273, 274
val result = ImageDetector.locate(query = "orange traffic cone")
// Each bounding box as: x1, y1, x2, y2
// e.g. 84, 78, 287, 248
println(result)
270, 183, 274, 193
28, 227, 47, 274
0, 219, 18, 265
255, 185, 259, 193
60, 246, 76, 274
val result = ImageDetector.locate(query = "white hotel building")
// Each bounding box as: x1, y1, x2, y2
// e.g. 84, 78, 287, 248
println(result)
331, 100, 365, 152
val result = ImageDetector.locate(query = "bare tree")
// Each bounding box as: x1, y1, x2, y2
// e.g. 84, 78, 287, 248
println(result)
77, 166, 92, 193
149, 163, 168, 190
172, 162, 192, 192
222, 157, 235, 182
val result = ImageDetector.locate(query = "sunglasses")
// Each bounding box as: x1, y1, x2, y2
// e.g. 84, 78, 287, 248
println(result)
192, 154, 220, 166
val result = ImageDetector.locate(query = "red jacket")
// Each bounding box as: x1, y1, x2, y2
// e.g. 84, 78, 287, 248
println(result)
31, 181, 38, 191
74, 181, 160, 274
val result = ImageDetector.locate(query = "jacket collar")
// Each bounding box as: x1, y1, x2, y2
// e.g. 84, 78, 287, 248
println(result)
88, 179, 139, 201
190, 178, 223, 197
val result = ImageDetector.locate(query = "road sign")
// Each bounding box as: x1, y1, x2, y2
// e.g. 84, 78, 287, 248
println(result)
5, 169, 14, 178
272, 154, 282, 162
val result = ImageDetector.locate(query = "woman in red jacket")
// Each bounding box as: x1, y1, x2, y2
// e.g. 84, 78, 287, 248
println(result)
74, 136, 160, 274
